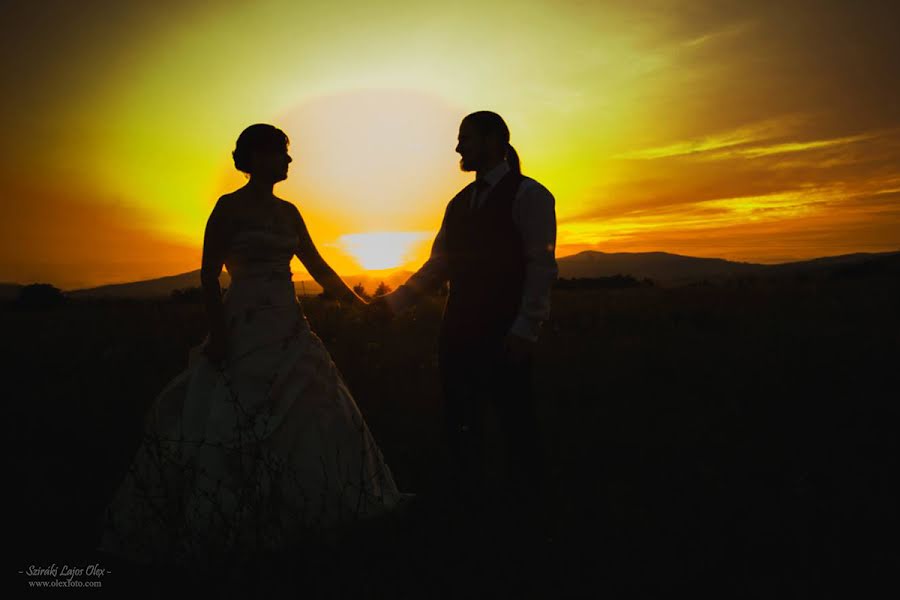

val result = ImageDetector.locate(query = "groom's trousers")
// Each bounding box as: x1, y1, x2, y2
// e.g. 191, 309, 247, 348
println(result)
438, 339, 542, 503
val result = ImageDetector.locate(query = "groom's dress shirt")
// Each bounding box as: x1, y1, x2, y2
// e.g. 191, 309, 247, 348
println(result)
385, 160, 558, 342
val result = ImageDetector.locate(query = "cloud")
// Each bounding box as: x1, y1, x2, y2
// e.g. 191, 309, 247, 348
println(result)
680, 22, 756, 49
611, 120, 782, 160
728, 134, 876, 159
558, 193, 900, 263
558, 178, 900, 263
614, 121, 879, 162
573, 123, 900, 234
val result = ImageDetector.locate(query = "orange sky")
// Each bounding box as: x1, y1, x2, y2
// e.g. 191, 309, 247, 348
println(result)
2, 0, 898, 290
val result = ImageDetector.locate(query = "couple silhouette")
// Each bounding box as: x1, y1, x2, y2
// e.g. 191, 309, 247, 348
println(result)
99, 111, 558, 563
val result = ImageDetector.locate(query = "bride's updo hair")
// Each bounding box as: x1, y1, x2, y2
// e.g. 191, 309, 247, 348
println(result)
232, 124, 290, 174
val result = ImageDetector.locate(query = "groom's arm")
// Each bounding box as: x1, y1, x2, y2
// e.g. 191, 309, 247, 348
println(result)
383, 209, 451, 314
510, 180, 558, 342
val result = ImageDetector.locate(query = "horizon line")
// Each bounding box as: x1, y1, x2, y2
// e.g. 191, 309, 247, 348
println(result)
5, 247, 899, 292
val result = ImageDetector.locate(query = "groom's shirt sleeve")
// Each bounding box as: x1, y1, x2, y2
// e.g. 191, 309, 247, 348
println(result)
510, 179, 558, 342
384, 212, 451, 314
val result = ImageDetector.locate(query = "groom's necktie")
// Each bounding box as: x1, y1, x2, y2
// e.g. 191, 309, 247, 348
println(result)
469, 179, 491, 211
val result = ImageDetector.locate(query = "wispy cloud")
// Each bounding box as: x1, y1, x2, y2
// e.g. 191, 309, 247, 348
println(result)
613, 131, 763, 160
558, 174, 900, 262
612, 117, 801, 160
711, 132, 876, 159
680, 22, 756, 49
560, 188, 831, 242
614, 124, 879, 162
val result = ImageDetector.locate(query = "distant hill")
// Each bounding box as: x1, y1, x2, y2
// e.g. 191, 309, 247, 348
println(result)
765, 252, 900, 275
557, 250, 900, 284
67, 270, 212, 299
51, 249, 900, 298
557, 251, 763, 283
66, 269, 414, 299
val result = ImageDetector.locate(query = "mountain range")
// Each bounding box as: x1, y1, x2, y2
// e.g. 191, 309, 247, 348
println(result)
3, 249, 898, 300
556, 250, 900, 283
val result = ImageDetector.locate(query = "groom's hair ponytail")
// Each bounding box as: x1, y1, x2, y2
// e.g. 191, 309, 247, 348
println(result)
463, 111, 521, 175
505, 144, 521, 176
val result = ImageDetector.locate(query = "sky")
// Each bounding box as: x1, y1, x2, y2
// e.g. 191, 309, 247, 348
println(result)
2, 0, 899, 289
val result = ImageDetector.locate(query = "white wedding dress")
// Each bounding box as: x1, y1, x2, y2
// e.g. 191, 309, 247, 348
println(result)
99, 226, 404, 563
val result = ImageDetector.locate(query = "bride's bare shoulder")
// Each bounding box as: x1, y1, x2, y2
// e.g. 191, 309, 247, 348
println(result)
212, 191, 247, 216
274, 196, 297, 209
218, 189, 246, 204
275, 197, 302, 219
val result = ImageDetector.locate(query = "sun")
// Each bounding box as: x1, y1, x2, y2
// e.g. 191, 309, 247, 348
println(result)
269, 88, 472, 275
336, 231, 432, 271
277, 89, 471, 231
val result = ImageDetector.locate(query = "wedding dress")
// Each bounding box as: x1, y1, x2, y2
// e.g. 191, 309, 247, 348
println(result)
99, 226, 404, 563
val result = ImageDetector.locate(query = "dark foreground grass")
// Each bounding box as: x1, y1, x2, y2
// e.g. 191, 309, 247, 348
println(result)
8, 263, 900, 597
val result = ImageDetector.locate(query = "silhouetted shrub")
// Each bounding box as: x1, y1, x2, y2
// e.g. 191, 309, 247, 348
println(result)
353, 283, 371, 300
15, 283, 67, 309
830, 254, 900, 280
170, 287, 204, 303
554, 274, 651, 290
373, 282, 392, 297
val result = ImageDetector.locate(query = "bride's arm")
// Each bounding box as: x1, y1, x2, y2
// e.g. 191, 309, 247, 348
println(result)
200, 197, 231, 360
292, 205, 367, 307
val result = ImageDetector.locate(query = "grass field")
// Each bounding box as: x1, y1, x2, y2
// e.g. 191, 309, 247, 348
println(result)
8, 262, 900, 597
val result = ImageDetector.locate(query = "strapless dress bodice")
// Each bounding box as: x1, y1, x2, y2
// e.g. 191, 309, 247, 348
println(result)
224, 228, 298, 283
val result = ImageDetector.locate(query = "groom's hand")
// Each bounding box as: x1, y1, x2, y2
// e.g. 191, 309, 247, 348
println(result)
503, 332, 535, 364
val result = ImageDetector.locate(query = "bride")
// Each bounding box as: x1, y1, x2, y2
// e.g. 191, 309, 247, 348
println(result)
99, 124, 406, 564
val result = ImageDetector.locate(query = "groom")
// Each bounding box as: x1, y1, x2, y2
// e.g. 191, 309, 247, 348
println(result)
380, 111, 557, 502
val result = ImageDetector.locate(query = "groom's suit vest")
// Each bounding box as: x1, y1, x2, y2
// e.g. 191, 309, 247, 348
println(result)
440, 171, 526, 349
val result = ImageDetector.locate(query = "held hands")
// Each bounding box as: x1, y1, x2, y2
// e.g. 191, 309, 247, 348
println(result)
364, 296, 395, 325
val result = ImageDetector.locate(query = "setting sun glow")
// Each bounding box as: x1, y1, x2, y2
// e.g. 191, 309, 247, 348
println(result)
336, 232, 432, 272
